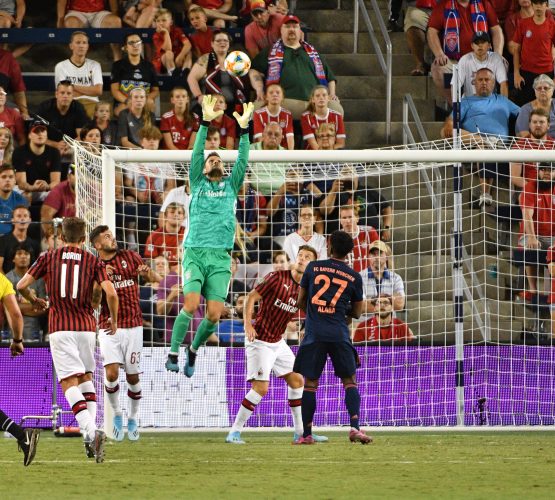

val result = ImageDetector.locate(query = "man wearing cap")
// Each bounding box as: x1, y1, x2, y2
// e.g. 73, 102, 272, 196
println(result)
249, 14, 342, 119
361, 240, 405, 317
40, 165, 76, 237
164, 95, 255, 376
244, 0, 285, 58
457, 31, 508, 97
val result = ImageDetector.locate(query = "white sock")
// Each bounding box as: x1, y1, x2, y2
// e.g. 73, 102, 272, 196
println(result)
127, 382, 142, 421
65, 386, 96, 441
78, 381, 97, 424
231, 389, 263, 433
288, 386, 303, 435
104, 379, 122, 416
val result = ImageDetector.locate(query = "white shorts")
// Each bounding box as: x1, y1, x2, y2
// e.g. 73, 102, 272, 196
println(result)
64, 10, 111, 28
49, 330, 96, 382
404, 6, 431, 32
98, 326, 143, 375
246, 338, 295, 381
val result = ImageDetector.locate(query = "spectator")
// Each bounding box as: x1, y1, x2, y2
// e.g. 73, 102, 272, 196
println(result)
217, 293, 247, 340
140, 254, 169, 341
204, 93, 236, 148
78, 125, 102, 148
252, 83, 294, 149
57, 0, 122, 61
339, 204, 379, 272
515, 74, 555, 137
283, 204, 327, 262
250, 14, 342, 119
187, 31, 248, 117
353, 295, 415, 343
40, 165, 76, 236
361, 240, 406, 316
249, 121, 286, 196
5, 243, 47, 342
205, 124, 222, 149
0, 0, 25, 28
0, 205, 40, 273
0, 126, 14, 165
404, 0, 433, 76
318, 164, 393, 240
118, 87, 156, 148
441, 68, 519, 206
13, 121, 61, 204
244, 0, 285, 58
160, 87, 199, 150
427, 0, 502, 105
160, 180, 190, 229
186, 0, 237, 28
54, 31, 103, 119
388, 0, 404, 32
110, 32, 159, 116
0, 85, 24, 145
0, 164, 27, 236
505, 0, 541, 50
187, 5, 213, 59
519, 164, 555, 295
122, 0, 160, 28
35, 80, 88, 160
301, 85, 346, 149
0, 48, 29, 120
144, 201, 186, 269
152, 8, 193, 77
272, 249, 289, 270
457, 31, 508, 97
85, 101, 119, 146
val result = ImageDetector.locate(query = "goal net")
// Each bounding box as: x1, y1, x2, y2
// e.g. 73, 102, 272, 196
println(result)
70, 136, 555, 429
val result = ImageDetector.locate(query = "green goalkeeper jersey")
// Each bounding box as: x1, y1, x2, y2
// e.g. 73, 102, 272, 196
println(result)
184, 123, 250, 250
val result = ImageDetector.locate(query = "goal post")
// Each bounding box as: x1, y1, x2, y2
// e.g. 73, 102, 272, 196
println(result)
71, 137, 555, 430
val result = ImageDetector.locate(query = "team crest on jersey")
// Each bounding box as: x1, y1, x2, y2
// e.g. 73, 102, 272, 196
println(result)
279, 121, 285, 127
219, 182, 225, 188
185, 270, 191, 280
526, 30, 532, 38
121, 260, 128, 268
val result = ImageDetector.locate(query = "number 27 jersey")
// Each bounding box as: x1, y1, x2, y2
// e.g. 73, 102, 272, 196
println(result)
300, 258, 363, 343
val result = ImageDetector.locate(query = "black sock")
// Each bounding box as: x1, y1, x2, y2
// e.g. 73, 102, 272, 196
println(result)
0, 409, 25, 441
168, 354, 178, 364
188, 347, 197, 366
301, 389, 316, 438
345, 386, 361, 430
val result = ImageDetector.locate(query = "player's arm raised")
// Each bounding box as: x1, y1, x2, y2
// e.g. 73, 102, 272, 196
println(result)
231, 102, 255, 193
243, 288, 262, 342
100, 279, 118, 334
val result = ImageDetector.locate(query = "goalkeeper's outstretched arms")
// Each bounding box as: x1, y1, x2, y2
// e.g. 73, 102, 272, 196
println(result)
231, 102, 255, 192
190, 95, 225, 185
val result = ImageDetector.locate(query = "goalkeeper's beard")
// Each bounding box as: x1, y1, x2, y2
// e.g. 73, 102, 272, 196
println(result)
206, 164, 224, 179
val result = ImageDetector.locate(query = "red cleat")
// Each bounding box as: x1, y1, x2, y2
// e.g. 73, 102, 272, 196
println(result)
293, 435, 315, 445
349, 428, 372, 444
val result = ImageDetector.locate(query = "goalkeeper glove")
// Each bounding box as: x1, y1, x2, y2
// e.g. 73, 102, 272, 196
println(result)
233, 102, 254, 129
202, 95, 224, 122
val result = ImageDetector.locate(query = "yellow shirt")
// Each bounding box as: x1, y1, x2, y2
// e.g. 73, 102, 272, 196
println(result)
0, 273, 16, 302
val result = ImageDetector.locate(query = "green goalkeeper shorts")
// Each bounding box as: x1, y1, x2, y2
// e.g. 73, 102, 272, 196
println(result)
181, 247, 232, 302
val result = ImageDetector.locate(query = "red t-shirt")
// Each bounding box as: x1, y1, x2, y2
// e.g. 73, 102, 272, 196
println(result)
519, 179, 555, 237
67, 0, 105, 13
0, 48, 26, 93
152, 26, 189, 72
353, 317, 412, 342
345, 226, 380, 273
512, 136, 555, 181
428, 0, 499, 58
160, 110, 200, 149
211, 114, 237, 147
300, 109, 346, 144
513, 16, 555, 74
42, 180, 76, 217
144, 227, 185, 267
189, 29, 214, 56
253, 106, 294, 148
244, 14, 284, 55
0, 107, 24, 142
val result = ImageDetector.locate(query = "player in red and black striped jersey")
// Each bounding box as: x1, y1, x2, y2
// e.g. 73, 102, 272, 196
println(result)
90, 225, 161, 442
226, 245, 327, 444
17, 217, 118, 462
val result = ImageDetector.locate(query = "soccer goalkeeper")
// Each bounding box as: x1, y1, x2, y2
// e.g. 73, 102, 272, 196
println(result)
165, 95, 254, 376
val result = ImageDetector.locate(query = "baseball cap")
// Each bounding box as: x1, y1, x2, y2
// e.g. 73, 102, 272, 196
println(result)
250, 0, 267, 12
368, 240, 390, 254
281, 14, 301, 26
472, 31, 490, 44
30, 120, 47, 133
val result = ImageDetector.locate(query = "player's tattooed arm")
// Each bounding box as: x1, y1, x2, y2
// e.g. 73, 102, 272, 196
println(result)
297, 287, 308, 312
91, 282, 103, 310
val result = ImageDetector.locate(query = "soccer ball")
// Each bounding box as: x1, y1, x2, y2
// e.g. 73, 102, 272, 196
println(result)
224, 51, 251, 78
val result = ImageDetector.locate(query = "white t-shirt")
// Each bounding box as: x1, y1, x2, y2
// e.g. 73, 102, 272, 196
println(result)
54, 58, 103, 102
456, 52, 508, 97
282, 231, 327, 263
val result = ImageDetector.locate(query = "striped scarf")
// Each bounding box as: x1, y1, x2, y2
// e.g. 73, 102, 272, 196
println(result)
266, 39, 327, 87
443, 0, 489, 60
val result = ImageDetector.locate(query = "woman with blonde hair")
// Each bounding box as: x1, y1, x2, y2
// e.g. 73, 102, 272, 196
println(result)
0, 126, 15, 165
118, 87, 156, 148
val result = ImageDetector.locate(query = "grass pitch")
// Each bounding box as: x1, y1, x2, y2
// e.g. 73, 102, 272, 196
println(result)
1, 431, 554, 499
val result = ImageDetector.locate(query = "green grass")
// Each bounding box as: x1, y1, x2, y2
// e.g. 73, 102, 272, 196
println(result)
2, 431, 555, 499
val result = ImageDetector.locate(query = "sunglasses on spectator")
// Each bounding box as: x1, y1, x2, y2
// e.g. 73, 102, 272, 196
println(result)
127, 40, 142, 46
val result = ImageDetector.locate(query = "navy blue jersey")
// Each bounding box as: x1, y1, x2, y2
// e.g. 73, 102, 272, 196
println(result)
300, 258, 363, 343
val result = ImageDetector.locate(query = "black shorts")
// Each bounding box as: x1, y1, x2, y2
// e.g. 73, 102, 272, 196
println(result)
293, 340, 359, 380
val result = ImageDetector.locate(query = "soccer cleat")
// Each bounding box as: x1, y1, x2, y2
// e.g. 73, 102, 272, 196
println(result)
293, 435, 315, 445
165, 355, 179, 373
112, 414, 124, 442
293, 432, 328, 443
349, 428, 373, 445
225, 431, 245, 444
18, 428, 40, 466
183, 348, 196, 378
94, 429, 106, 463
84, 440, 95, 459
127, 419, 140, 441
